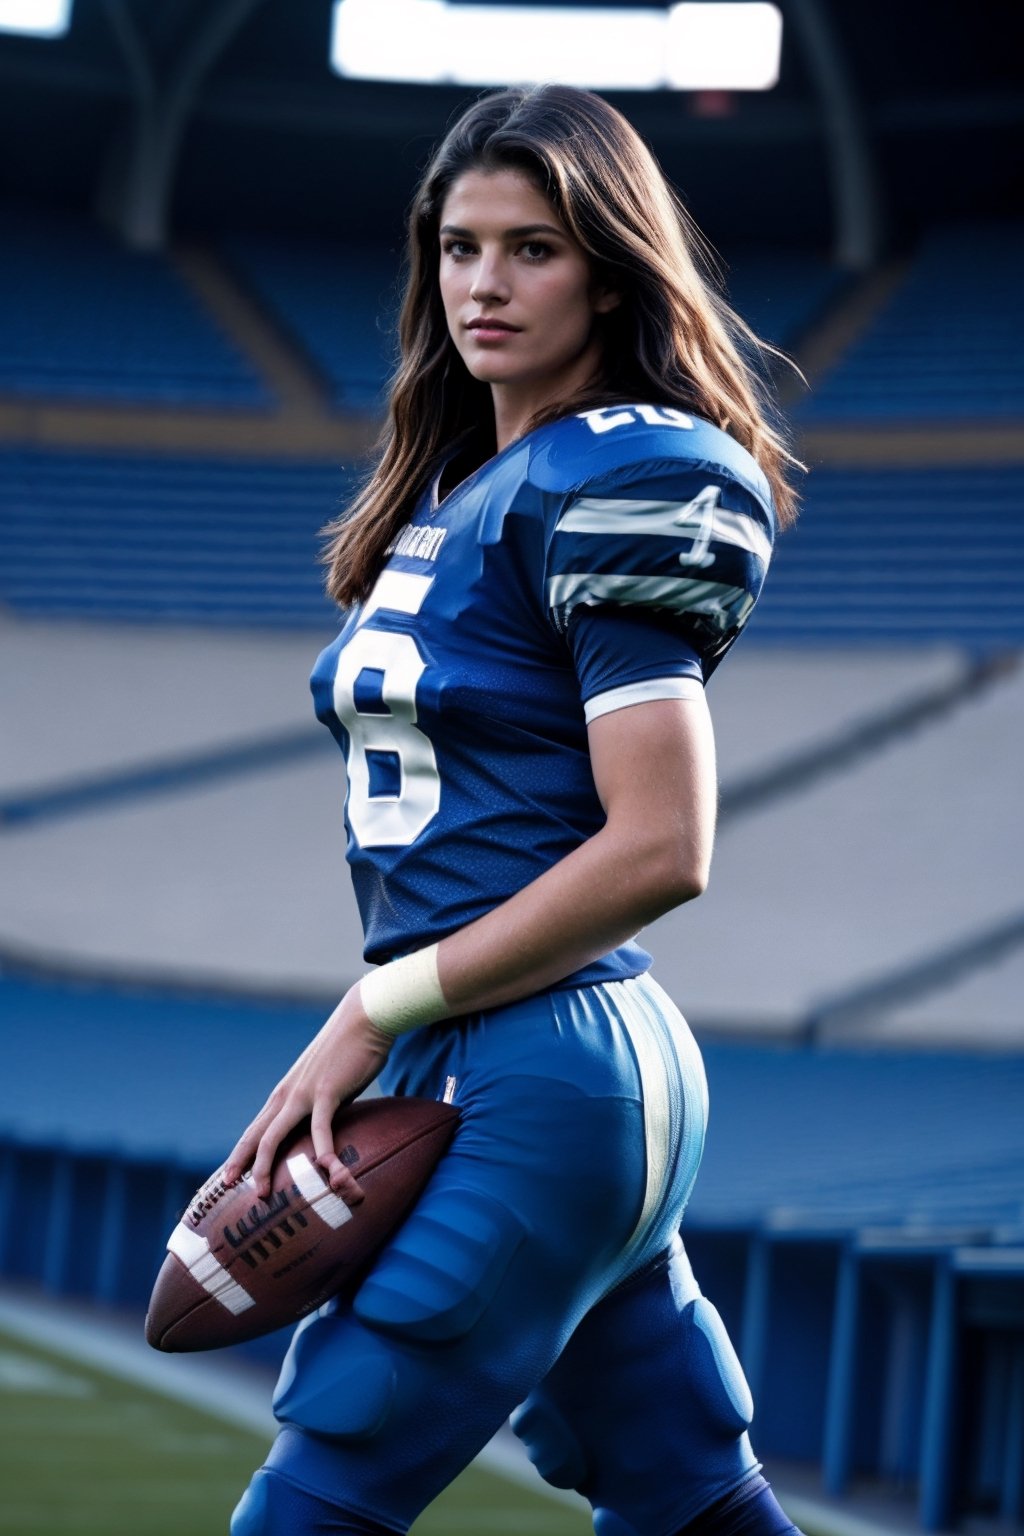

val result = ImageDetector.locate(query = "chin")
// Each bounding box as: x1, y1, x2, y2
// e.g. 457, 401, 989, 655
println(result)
462, 359, 525, 386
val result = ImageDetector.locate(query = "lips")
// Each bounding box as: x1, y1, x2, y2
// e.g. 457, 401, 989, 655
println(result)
467, 318, 520, 333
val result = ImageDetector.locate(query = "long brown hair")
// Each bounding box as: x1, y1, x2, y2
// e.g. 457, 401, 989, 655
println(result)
324, 85, 802, 607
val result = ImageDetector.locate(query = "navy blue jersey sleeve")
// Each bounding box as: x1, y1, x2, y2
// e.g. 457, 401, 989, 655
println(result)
544, 458, 774, 680
569, 605, 704, 723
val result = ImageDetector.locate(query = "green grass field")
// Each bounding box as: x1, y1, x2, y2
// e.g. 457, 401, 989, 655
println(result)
0, 1326, 590, 1536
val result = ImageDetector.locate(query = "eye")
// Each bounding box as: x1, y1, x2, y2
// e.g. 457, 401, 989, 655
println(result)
520, 240, 553, 262
441, 238, 475, 260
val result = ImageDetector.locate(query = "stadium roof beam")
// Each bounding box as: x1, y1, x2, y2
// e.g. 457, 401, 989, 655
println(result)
95, 0, 269, 250
783, 0, 882, 269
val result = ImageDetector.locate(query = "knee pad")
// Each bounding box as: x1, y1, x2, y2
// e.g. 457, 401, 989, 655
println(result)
231, 1468, 396, 1536
594, 1516, 642, 1536
513, 1300, 753, 1505
354, 1183, 525, 1344
231, 1471, 273, 1536
512, 1274, 756, 1535
684, 1297, 754, 1436
230, 1470, 325, 1536
511, 1394, 587, 1491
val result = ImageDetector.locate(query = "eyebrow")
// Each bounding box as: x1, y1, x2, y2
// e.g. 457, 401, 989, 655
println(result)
439, 222, 565, 239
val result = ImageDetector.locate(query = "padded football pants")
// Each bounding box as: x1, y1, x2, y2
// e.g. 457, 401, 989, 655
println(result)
230, 975, 773, 1536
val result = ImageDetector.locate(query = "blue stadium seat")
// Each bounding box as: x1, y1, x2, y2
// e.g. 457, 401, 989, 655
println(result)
221, 234, 398, 410
724, 249, 846, 351
0, 448, 354, 625
0, 207, 270, 408
751, 465, 1024, 649
5, 451, 1022, 645
801, 223, 1024, 422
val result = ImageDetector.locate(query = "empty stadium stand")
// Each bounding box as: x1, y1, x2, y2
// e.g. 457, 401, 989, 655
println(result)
752, 465, 1024, 649
218, 237, 841, 399
5, 970, 1022, 1238
0, 620, 327, 792
220, 234, 399, 410
0, 448, 351, 625
0, 208, 271, 409
647, 659, 1024, 1036
725, 249, 848, 351
847, 943, 1024, 1045
800, 224, 1024, 423
1, 617, 1019, 1032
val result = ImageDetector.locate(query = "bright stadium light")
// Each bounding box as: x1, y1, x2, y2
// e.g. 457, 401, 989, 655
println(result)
667, 4, 781, 90
0, 0, 72, 37
330, 0, 782, 91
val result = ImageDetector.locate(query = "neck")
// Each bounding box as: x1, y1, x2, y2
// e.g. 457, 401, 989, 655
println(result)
489, 339, 606, 452
491, 392, 533, 454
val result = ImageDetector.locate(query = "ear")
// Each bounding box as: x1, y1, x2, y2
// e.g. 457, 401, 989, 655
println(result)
593, 287, 622, 315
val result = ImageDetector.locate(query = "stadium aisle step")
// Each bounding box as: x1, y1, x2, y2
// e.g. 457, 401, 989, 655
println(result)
173, 244, 336, 417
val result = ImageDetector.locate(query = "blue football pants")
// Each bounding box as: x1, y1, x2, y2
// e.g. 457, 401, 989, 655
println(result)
231, 975, 765, 1536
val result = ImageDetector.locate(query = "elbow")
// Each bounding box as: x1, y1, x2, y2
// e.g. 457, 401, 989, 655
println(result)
641, 841, 711, 914
683, 866, 710, 903
604, 812, 713, 918
665, 864, 710, 907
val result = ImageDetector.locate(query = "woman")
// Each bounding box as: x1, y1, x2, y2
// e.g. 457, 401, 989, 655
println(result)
226, 84, 802, 1536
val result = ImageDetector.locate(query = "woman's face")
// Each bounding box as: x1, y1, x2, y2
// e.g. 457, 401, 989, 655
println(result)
438, 167, 618, 424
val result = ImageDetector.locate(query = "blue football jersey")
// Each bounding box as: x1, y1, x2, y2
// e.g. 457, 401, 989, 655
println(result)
310, 404, 774, 975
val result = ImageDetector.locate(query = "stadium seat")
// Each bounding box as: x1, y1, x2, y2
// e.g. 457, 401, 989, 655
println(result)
221, 234, 399, 410
0, 207, 270, 408
800, 223, 1024, 422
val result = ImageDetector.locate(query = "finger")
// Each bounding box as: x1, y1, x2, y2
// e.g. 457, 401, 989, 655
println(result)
326, 1162, 366, 1205
222, 1123, 265, 1186
223, 1091, 285, 1183
310, 1098, 339, 1171
312, 1100, 366, 1206
249, 1108, 296, 1198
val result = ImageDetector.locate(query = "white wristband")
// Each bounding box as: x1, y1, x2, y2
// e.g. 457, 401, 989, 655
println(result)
359, 944, 448, 1038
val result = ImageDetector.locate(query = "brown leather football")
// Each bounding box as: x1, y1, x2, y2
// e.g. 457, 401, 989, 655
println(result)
145, 1095, 460, 1352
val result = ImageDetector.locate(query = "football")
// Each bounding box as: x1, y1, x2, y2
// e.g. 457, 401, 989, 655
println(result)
146, 1095, 460, 1352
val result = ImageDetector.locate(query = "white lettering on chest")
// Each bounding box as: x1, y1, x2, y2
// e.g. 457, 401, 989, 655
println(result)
388, 524, 448, 562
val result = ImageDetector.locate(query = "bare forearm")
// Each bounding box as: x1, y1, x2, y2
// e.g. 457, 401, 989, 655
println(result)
437, 821, 698, 1014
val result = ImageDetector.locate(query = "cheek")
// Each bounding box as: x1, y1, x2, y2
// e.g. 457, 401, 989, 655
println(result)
541, 274, 597, 340
438, 266, 465, 327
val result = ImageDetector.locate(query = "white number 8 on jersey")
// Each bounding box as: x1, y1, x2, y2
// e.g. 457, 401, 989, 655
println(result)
332, 571, 441, 848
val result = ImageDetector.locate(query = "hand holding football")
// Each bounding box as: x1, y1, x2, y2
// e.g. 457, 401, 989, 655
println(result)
146, 1095, 459, 1352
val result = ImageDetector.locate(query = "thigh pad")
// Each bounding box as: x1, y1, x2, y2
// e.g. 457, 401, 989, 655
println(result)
271, 1184, 525, 1440
354, 1183, 525, 1343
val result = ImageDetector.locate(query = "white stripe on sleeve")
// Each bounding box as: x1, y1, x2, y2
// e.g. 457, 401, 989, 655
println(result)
584, 675, 704, 724
546, 572, 755, 633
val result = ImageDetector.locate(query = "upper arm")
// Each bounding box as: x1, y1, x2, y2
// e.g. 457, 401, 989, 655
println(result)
535, 439, 769, 900
587, 693, 718, 897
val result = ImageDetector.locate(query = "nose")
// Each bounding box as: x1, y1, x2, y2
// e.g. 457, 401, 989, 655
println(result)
470, 249, 510, 306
